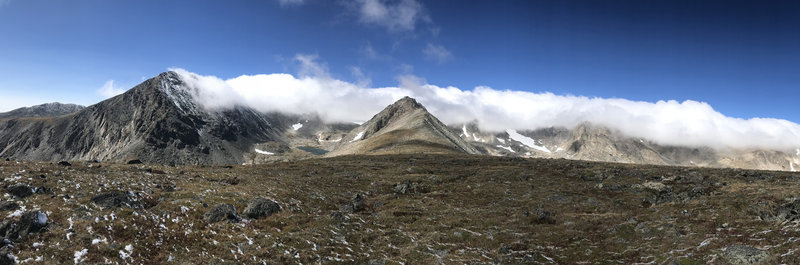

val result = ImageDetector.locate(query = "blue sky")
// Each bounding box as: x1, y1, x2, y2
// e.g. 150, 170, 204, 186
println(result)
1, 0, 799, 123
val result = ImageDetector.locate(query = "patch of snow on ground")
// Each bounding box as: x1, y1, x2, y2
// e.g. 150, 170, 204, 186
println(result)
496, 145, 514, 153
8, 205, 27, 218
350, 131, 365, 142
461, 124, 468, 138
697, 238, 713, 249
74, 249, 88, 263
497, 138, 505, 144
796, 148, 799, 156
119, 244, 133, 260
292, 123, 303, 131
506, 129, 551, 153
254, 149, 274, 155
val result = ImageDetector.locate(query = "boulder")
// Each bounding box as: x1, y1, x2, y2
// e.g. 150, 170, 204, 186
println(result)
722, 245, 768, 265
11, 211, 47, 239
6, 184, 33, 198
204, 204, 240, 223
243, 198, 280, 219
126, 159, 143, 165
57, 161, 71, 166
91, 191, 134, 208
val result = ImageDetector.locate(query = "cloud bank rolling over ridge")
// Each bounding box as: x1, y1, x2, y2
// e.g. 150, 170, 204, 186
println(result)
169, 59, 800, 151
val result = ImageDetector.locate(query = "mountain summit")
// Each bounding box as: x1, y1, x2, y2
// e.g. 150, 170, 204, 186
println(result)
327, 96, 479, 156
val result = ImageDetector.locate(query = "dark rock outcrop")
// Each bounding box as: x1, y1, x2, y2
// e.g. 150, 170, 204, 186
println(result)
205, 204, 240, 223
5, 184, 33, 198
91, 191, 135, 208
243, 198, 280, 219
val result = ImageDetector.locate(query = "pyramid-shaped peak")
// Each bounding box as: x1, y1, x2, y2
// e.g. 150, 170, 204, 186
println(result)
390, 96, 425, 110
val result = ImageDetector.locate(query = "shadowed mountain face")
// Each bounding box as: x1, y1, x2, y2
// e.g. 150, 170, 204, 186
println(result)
0, 72, 288, 164
327, 97, 479, 156
0, 102, 84, 119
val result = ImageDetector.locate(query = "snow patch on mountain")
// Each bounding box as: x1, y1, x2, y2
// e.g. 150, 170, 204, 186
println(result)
255, 149, 274, 155
292, 123, 303, 131
350, 131, 365, 142
506, 129, 551, 153
496, 145, 514, 153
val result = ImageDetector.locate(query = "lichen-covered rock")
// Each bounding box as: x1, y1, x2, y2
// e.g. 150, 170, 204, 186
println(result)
722, 245, 769, 265
243, 198, 280, 219
343, 194, 366, 213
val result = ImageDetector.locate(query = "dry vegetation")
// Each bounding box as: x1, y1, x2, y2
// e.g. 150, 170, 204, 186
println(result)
0, 155, 799, 264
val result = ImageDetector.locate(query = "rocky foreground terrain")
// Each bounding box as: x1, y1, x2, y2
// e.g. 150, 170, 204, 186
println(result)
0, 155, 798, 264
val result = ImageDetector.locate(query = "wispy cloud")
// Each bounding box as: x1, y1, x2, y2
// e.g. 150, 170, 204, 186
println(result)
170, 58, 800, 151
354, 0, 429, 32
294, 54, 330, 78
97, 80, 127, 99
276, 0, 305, 7
422, 43, 453, 63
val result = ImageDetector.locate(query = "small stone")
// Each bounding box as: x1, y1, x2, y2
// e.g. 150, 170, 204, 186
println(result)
243, 198, 280, 219
204, 204, 240, 223
57, 161, 71, 166
365, 259, 386, 265
126, 159, 143, 165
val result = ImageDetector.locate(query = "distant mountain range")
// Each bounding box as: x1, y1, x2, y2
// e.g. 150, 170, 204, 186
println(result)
1, 71, 797, 171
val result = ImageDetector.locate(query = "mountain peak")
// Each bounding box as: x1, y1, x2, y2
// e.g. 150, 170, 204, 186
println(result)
380, 96, 426, 116
327, 96, 479, 156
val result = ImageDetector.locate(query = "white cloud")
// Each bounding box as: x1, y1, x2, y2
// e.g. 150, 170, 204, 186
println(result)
277, 0, 305, 7
170, 60, 800, 151
422, 43, 453, 63
97, 80, 127, 99
354, 0, 428, 32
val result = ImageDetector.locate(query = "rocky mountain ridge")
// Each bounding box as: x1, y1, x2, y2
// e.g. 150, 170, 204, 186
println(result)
0, 102, 84, 119
0, 71, 797, 171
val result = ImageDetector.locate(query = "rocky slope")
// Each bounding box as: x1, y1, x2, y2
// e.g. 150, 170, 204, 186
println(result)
0, 155, 799, 264
0, 103, 84, 120
0, 72, 289, 165
327, 97, 479, 156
